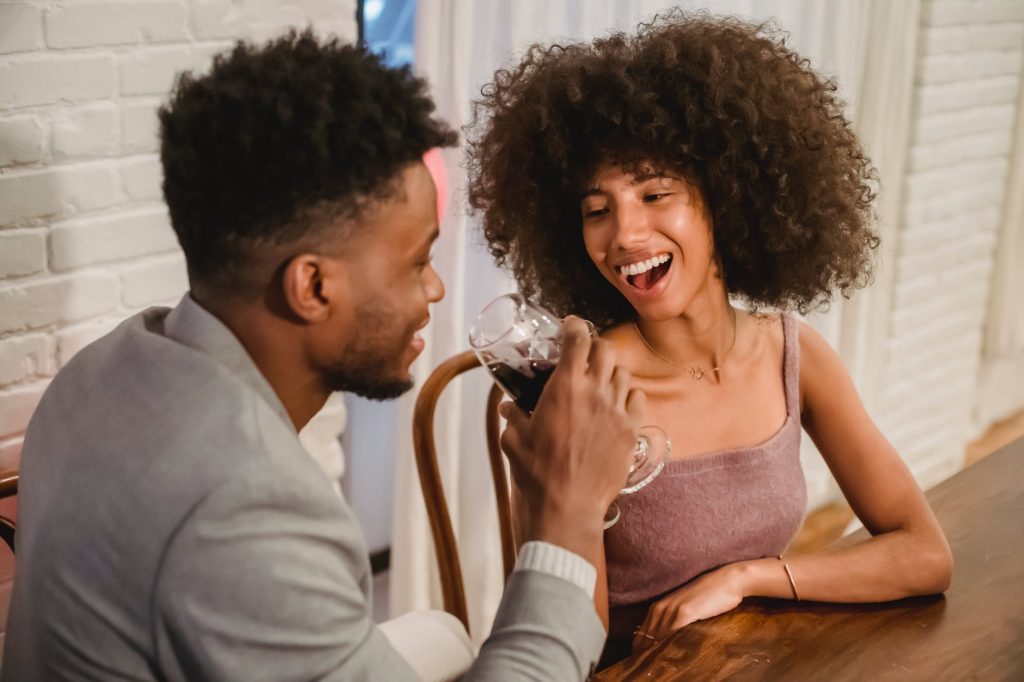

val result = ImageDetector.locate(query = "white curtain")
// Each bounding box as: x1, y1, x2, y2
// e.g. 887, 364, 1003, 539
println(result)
836, 0, 922, 416
803, 0, 922, 502
391, 0, 915, 641
975, 69, 1024, 428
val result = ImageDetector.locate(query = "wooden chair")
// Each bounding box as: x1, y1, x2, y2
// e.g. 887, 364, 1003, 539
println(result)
412, 350, 516, 635
0, 470, 18, 553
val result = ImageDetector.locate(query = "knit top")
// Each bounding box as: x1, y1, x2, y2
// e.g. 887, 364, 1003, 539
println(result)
604, 313, 808, 616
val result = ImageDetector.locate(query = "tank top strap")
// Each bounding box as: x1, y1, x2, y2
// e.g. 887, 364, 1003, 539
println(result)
781, 313, 801, 419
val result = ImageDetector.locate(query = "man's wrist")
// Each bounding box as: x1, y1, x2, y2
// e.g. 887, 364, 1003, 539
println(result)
516, 541, 597, 599
521, 507, 605, 568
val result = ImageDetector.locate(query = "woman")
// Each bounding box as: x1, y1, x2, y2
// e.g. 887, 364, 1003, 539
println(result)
466, 11, 952, 667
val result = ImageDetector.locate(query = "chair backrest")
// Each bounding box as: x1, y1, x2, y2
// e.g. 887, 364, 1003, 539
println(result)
0, 470, 18, 553
411, 350, 515, 635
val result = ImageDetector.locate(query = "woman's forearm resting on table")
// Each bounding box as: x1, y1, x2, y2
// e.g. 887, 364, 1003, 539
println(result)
737, 526, 953, 603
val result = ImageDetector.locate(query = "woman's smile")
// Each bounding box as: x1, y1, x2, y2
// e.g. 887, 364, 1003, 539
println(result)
581, 164, 716, 318
616, 252, 675, 300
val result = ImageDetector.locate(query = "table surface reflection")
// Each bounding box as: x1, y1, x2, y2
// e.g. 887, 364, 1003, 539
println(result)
595, 436, 1024, 681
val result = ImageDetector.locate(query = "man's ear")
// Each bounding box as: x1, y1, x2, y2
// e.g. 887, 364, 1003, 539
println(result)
281, 254, 346, 323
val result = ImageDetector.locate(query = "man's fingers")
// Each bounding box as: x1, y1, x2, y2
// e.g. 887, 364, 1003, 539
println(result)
499, 426, 524, 460
611, 367, 632, 409
498, 402, 531, 456
587, 337, 616, 384
557, 316, 593, 375
625, 387, 647, 419
499, 400, 529, 432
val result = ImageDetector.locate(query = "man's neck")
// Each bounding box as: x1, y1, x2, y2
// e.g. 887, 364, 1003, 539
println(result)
190, 291, 329, 432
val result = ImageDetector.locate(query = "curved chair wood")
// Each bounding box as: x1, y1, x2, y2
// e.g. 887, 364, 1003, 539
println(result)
412, 350, 515, 635
0, 469, 18, 553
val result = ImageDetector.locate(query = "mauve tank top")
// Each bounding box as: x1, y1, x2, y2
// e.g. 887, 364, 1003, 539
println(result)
603, 313, 807, 640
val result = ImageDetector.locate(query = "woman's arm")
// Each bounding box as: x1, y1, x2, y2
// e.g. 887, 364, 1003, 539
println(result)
632, 321, 952, 650
737, 321, 952, 602
633, 321, 952, 651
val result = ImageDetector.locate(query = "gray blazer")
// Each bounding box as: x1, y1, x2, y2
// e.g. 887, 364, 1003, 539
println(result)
2, 296, 604, 681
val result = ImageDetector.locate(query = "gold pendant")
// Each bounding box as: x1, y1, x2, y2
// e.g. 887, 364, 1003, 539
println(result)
688, 366, 705, 380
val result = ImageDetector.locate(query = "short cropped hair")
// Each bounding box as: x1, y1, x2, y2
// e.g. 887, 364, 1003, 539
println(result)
160, 30, 457, 288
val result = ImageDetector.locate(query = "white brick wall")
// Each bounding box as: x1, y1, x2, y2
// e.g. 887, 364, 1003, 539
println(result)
0, 54, 119, 108
0, 5, 45, 55
0, 230, 47, 279
875, 0, 1024, 490
0, 0, 356, 638
0, 0, 357, 473
50, 104, 122, 161
44, 1, 190, 49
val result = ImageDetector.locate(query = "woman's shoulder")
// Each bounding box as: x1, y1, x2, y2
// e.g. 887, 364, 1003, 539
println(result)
786, 313, 858, 418
787, 314, 841, 371
745, 309, 785, 360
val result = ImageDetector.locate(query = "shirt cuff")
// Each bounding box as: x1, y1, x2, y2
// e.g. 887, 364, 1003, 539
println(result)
513, 541, 597, 600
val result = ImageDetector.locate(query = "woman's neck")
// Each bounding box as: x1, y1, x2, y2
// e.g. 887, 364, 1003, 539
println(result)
633, 288, 738, 373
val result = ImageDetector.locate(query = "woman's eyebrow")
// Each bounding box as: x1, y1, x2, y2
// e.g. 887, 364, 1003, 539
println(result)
579, 174, 672, 200
633, 172, 681, 185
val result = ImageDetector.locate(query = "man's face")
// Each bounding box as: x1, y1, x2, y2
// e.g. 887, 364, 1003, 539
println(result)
320, 162, 445, 400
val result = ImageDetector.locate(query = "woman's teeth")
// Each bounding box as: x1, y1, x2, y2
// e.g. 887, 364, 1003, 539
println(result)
618, 253, 671, 277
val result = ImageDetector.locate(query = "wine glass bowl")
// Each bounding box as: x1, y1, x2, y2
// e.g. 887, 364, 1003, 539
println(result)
468, 293, 562, 413
469, 293, 669, 528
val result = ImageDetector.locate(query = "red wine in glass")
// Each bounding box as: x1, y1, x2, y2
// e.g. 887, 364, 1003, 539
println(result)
469, 293, 669, 528
486, 359, 555, 412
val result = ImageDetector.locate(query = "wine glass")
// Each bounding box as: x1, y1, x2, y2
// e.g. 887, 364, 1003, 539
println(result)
469, 293, 670, 528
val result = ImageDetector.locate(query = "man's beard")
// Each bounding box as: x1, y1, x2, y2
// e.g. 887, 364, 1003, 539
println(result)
322, 300, 417, 401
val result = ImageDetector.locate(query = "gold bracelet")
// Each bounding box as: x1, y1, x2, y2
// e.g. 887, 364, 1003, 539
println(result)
778, 555, 800, 601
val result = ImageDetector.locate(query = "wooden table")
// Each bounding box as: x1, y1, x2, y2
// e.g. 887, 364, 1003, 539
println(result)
596, 436, 1024, 681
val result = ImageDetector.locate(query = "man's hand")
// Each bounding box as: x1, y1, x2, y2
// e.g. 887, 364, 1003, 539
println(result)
498, 316, 644, 564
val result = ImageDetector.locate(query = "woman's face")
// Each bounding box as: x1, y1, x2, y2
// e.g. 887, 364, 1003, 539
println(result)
580, 163, 719, 321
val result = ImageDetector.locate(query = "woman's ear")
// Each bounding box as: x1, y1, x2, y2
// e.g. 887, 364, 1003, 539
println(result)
281, 254, 336, 323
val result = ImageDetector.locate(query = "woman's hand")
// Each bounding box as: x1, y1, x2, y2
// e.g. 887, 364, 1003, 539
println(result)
632, 563, 748, 653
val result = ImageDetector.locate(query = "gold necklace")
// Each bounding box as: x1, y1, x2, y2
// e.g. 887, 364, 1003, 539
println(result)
632, 311, 738, 381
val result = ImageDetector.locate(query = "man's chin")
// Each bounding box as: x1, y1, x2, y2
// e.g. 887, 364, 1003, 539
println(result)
353, 377, 414, 401
329, 372, 414, 402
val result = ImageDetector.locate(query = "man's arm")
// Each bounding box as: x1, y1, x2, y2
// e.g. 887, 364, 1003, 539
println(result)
152, 466, 419, 682
473, 318, 644, 678
467, 542, 605, 680
153, 319, 639, 681
153, 463, 608, 682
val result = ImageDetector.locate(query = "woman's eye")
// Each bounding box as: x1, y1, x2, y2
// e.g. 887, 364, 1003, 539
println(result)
584, 207, 608, 218
644, 193, 670, 203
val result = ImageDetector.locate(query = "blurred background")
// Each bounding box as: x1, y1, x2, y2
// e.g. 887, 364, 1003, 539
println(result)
1, 0, 1021, 647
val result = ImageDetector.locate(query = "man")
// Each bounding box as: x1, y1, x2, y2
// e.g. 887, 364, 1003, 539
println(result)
2, 31, 643, 680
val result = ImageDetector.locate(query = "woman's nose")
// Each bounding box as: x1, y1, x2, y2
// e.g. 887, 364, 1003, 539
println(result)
613, 202, 651, 249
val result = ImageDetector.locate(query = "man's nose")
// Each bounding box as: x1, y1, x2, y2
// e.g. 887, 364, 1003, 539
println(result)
425, 264, 445, 303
